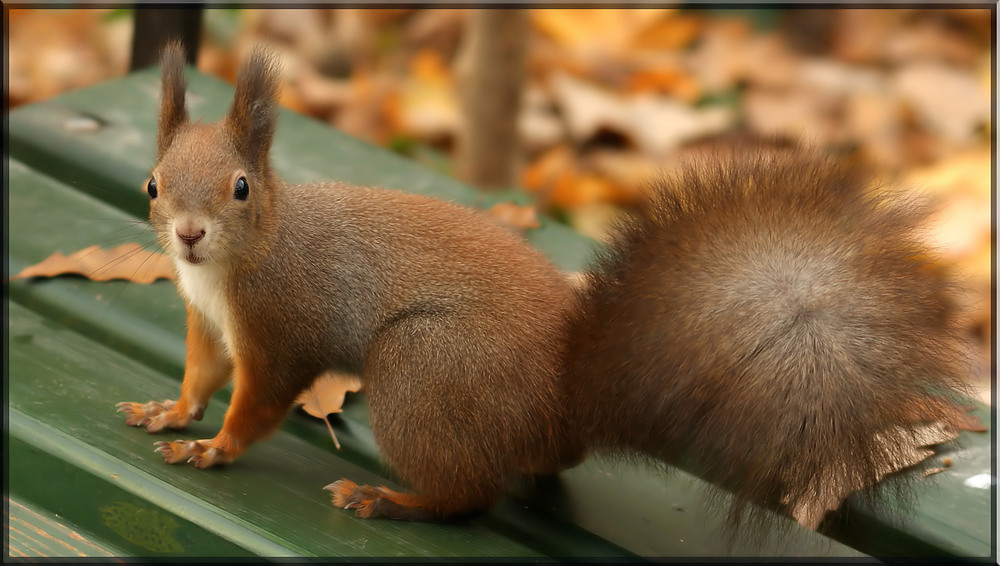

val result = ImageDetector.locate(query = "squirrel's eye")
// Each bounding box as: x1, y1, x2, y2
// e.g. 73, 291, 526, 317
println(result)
234, 176, 249, 200
147, 177, 158, 199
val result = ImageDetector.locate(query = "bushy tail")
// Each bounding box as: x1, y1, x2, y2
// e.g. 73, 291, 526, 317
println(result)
562, 148, 974, 532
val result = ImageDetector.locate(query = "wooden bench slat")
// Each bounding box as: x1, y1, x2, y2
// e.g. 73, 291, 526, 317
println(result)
8, 300, 554, 558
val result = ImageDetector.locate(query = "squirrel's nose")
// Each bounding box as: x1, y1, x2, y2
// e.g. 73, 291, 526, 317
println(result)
177, 229, 205, 246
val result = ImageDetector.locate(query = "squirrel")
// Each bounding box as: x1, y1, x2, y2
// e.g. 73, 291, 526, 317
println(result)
117, 42, 979, 533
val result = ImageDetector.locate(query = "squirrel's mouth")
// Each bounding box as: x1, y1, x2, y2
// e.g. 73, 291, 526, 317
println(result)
184, 252, 205, 265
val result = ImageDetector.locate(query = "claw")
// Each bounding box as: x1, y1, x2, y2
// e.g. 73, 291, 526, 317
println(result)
152, 439, 230, 468
325, 479, 359, 509
117, 399, 192, 431
188, 447, 228, 469
154, 439, 207, 464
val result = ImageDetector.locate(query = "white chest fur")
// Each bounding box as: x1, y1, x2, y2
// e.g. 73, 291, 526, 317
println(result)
173, 260, 235, 356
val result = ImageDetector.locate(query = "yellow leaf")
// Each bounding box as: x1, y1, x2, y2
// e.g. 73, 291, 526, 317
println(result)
294, 372, 363, 450
532, 9, 671, 53
392, 49, 459, 140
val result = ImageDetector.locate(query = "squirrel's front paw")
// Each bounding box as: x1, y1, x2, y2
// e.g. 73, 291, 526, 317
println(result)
154, 439, 230, 468
116, 399, 175, 427
117, 399, 201, 433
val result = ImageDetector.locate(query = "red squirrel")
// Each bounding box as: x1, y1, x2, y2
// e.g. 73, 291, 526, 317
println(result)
117, 43, 978, 532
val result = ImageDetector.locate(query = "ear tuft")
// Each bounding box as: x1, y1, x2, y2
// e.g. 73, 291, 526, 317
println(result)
226, 46, 282, 167
157, 40, 189, 159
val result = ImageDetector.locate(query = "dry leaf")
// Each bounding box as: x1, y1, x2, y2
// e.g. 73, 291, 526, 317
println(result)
631, 13, 702, 52
891, 62, 990, 143
550, 72, 732, 157
565, 202, 626, 243
549, 71, 629, 144
389, 49, 460, 142
744, 88, 839, 146
883, 14, 987, 67
551, 170, 620, 209
404, 9, 467, 56
532, 9, 671, 57
522, 144, 576, 195
686, 18, 755, 92
11, 244, 174, 284
905, 148, 992, 258
625, 68, 702, 102
588, 150, 659, 204
519, 85, 565, 152
295, 372, 363, 450
488, 202, 541, 230
830, 9, 901, 64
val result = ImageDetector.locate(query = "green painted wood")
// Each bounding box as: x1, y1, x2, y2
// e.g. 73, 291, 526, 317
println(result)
6, 64, 993, 559
7, 300, 548, 558
7, 495, 127, 558
8, 438, 255, 557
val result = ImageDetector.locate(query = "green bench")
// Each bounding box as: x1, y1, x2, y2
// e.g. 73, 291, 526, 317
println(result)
7, 64, 993, 559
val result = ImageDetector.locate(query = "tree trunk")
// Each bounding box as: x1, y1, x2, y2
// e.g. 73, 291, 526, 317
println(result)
455, 9, 528, 190
130, 8, 203, 71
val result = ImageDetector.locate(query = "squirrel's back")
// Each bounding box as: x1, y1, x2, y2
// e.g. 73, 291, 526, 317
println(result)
562, 149, 971, 530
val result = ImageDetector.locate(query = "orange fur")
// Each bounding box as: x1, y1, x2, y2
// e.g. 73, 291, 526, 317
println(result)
174, 306, 233, 422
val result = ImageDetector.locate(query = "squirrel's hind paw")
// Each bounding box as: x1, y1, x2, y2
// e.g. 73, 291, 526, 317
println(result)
325, 479, 377, 517
324, 480, 440, 521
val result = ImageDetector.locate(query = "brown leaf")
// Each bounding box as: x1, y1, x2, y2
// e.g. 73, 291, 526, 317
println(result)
891, 62, 990, 144
532, 9, 671, 55
625, 68, 702, 102
11, 244, 174, 284
488, 202, 541, 230
631, 13, 702, 52
521, 144, 575, 194
390, 49, 460, 141
549, 71, 732, 156
294, 372, 363, 450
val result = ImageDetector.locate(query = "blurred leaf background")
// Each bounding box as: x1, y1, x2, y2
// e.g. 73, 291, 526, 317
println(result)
7, 7, 993, 400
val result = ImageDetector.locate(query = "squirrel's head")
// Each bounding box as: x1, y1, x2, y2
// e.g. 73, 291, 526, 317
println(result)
148, 41, 281, 269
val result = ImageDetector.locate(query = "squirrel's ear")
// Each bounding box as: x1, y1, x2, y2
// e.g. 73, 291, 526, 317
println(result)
158, 40, 189, 159
225, 46, 280, 165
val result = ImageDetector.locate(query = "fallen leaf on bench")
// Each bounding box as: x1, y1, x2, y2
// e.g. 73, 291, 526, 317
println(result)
11, 244, 174, 284
295, 372, 363, 450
